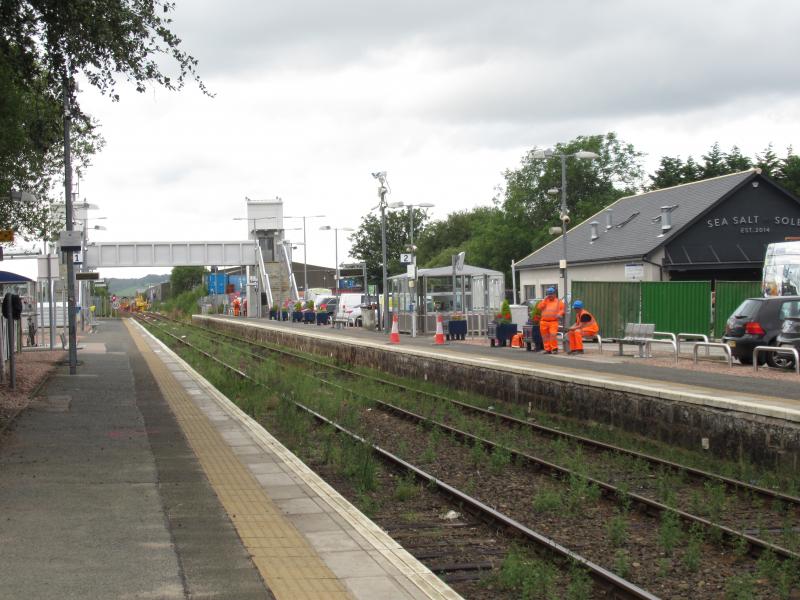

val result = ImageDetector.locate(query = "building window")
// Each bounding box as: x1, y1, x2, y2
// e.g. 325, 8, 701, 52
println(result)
541, 283, 558, 297
523, 285, 537, 301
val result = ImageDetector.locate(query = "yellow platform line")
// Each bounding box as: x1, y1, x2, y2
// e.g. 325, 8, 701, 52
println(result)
126, 320, 351, 600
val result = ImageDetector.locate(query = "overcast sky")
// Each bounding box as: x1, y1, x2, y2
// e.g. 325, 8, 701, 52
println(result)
8, 0, 800, 280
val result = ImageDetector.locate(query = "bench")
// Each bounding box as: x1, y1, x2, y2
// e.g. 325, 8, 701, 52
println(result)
604, 323, 655, 357
331, 315, 350, 329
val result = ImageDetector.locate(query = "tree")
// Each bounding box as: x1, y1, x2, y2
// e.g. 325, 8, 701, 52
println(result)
649, 156, 688, 190
755, 143, 781, 177
349, 208, 430, 289
171, 266, 206, 295
723, 146, 751, 172
701, 142, 728, 178
777, 150, 800, 197
1, 0, 207, 239
495, 132, 644, 280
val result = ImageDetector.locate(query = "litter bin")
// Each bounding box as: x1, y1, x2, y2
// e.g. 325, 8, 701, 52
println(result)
361, 307, 377, 330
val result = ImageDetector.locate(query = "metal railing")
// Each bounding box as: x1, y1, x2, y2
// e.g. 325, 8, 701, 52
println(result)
678, 333, 709, 355
255, 244, 273, 308
753, 346, 800, 375
692, 342, 732, 368
644, 338, 678, 364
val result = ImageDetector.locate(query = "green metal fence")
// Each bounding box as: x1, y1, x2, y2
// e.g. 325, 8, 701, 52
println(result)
571, 281, 640, 338
713, 281, 762, 339
641, 281, 712, 335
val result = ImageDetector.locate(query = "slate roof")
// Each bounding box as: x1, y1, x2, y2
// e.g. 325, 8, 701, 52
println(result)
516, 169, 758, 269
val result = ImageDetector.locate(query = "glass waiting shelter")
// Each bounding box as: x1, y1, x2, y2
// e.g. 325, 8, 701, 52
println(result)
389, 264, 505, 334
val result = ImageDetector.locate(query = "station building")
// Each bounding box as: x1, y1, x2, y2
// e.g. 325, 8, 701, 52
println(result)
514, 169, 800, 302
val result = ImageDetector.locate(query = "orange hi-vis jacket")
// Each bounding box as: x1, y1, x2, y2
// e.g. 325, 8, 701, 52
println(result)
540, 296, 565, 321
573, 309, 599, 334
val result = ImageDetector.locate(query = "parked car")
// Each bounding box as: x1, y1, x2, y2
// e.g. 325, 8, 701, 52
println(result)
336, 293, 373, 326
775, 300, 800, 367
722, 296, 800, 367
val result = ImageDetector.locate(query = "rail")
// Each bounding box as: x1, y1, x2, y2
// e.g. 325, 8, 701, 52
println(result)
692, 342, 732, 368
678, 333, 709, 355
753, 345, 800, 375
139, 315, 659, 599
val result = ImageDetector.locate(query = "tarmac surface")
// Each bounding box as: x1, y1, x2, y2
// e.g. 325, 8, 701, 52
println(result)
0, 318, 460, 600
0, 320, 271, 600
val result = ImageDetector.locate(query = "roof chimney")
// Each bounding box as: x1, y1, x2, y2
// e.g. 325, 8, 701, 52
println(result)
605, 209, 613, 230
590, 221, 599, 242
660, 206, 672, 233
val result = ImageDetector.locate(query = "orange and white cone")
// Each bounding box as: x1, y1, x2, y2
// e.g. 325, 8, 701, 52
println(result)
434, 313, 445, 345
389, 313, 401, 344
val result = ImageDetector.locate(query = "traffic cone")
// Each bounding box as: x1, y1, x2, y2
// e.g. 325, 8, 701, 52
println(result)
389, 313, 400, 344
434, 313, 445, 345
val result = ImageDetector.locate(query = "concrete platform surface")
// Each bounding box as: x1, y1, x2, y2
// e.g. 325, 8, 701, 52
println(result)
0, 319, 461, 600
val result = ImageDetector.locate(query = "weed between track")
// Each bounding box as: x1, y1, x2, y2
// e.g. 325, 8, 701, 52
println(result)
142, 317, 800, 599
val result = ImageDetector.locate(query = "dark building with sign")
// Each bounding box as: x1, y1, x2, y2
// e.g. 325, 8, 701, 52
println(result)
515, 169, 800, 301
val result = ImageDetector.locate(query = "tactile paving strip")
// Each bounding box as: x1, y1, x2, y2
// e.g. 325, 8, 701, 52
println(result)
126, 320, 351, 600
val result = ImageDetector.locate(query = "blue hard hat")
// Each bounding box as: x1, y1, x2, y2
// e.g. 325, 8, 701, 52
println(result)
573, 300, 584, 310
546, 287, 556, 295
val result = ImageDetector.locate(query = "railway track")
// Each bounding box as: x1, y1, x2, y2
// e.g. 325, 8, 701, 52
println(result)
152, 313, 800, 548
138, 314, 800, 597
137, 314, 656, 599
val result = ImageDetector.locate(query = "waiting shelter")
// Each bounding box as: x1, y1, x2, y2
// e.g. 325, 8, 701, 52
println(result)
389, 264, 505, 334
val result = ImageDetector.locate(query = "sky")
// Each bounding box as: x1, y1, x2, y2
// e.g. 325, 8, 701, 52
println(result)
6, 0, 800, 281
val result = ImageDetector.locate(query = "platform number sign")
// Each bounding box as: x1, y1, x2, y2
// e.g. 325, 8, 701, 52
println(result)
400, 253, 413, 264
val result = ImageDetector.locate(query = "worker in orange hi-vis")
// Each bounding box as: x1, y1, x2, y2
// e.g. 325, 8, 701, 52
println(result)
538, 287, 564, 354
567, 300, 599, 355
232, 296, 241, 317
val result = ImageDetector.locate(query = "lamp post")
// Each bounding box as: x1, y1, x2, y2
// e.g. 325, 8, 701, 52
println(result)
319, 226, 353, 299
285, 214, 325, 295
371, 172, 391, 332
532, 148, 599, 350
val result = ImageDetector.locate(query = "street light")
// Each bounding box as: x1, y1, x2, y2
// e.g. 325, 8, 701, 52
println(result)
319, 225, 354, 299
285, 214, 325, 294
372, 171, 393, 332
390, 202, 435, 250
532, 148, 599, 350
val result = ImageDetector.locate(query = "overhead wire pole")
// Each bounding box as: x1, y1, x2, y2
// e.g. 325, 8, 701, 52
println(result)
63, 62, 78, 375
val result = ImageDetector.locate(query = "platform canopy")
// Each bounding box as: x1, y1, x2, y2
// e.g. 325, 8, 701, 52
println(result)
0, 270, 34, 283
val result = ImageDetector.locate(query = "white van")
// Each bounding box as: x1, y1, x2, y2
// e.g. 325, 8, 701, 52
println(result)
336, 293, 371, 326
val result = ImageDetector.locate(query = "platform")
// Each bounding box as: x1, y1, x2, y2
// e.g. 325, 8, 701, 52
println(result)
207, 316, 800, 424
0, 319, 460, 600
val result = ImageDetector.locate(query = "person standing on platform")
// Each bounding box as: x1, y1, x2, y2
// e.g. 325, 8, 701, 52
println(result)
567, 300, 599, 355
539, 287, 564, 354
529, 300, 544, 352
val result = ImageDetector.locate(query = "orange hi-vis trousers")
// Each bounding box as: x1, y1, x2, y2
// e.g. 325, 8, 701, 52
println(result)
540, 320, 559, 352
568, 323, 599, 351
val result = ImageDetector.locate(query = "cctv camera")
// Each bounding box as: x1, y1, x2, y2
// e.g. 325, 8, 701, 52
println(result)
560, 213, 570, 224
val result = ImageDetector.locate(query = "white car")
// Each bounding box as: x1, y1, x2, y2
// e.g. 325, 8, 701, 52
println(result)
336, 293, 372, 326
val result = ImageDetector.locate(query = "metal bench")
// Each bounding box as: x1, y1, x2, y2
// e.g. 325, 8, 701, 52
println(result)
331, 315, 350, 329
605, 323, 656, 358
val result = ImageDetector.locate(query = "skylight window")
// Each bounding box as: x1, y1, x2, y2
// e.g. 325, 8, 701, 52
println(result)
615, 212, 640, 228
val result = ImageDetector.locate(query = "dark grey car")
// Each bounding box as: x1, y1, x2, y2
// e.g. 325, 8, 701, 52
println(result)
722, 296, 800, 367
